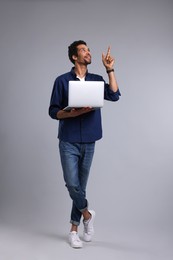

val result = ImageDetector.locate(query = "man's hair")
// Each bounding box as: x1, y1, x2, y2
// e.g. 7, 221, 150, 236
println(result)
68, 40, 87, 64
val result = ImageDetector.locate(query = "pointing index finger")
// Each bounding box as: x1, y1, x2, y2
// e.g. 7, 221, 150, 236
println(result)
106, 46, 111, 59
107, 46, 111, 54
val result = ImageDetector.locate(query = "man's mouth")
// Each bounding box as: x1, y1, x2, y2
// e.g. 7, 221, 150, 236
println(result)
85, 55, 91, 60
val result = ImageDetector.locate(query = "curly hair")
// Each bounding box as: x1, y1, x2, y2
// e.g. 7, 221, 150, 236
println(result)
68, 40, 87, 64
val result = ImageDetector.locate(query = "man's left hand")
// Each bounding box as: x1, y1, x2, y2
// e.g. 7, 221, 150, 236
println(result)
102, 46, 115, 70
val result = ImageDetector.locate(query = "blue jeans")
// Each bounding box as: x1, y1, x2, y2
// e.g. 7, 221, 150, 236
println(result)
59, 141, 95, 226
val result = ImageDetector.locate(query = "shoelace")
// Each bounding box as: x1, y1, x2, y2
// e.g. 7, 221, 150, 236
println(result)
83, 220, 93, 234
71, 233, 81, 242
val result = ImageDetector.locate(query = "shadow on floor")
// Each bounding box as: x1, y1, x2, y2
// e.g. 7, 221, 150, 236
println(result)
36, 230, 156, 257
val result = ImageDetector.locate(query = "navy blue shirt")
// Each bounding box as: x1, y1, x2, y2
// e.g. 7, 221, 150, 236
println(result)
49, 68, 121, 143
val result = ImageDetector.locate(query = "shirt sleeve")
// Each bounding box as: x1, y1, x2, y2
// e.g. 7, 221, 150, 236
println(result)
48, 78, 63, 120
104, 83, 121, 101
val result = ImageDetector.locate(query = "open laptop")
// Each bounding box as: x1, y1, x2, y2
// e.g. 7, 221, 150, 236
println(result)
63, 80, 104, 111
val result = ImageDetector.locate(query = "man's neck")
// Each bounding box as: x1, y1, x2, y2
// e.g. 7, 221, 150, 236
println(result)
74, 64, 87, 78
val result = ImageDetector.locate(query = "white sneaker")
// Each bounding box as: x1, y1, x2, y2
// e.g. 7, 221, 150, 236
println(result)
83, 210, 96, 242
69, 231, 83, 248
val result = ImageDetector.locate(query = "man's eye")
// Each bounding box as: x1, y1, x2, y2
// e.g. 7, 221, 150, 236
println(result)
80, 48, 90, 53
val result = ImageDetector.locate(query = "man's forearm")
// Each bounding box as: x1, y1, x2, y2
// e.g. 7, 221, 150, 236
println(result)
57, 107, 93, 119
56, 110, 72, 119
107, 70, 119, 92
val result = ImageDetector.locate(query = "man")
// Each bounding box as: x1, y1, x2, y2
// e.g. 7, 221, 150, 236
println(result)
49, 40, 121, 248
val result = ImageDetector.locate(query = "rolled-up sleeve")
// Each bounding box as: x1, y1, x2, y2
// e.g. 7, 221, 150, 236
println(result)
49, 78, 63, 120
104, 83, 121, 101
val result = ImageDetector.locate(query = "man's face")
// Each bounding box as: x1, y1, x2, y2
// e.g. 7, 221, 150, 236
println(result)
75, 44, 92, 65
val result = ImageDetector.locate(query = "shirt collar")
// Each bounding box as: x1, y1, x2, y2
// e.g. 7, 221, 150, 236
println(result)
70, 67, 89, 79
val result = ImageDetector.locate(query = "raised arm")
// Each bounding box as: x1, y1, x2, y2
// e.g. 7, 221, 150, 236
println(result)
102, 46, 119, 92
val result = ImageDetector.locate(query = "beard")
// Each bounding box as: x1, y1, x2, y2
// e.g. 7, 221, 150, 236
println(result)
84, 56, 91, 65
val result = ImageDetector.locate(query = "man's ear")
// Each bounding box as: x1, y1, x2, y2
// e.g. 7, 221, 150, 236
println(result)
72, 55, 77, 62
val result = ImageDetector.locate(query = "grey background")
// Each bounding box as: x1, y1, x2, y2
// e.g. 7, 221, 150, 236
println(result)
0, 0, 173, 259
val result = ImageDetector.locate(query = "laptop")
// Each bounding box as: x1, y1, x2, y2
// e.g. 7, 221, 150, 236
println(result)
63, 80, 104, 111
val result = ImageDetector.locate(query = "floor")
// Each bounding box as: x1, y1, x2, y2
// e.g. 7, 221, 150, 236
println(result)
0, 222, 173, 260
